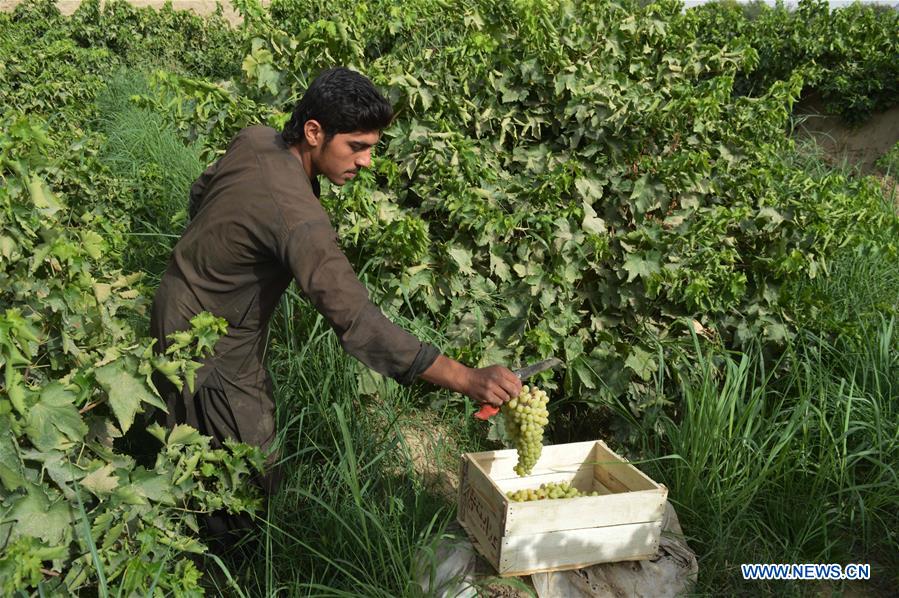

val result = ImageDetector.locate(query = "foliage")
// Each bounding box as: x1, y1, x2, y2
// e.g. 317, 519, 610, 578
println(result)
689, 0, 899, 122
875, 141, 899, 176
201, 0, 899, 423
2, 0, 898, 593
0, 113, 263, 593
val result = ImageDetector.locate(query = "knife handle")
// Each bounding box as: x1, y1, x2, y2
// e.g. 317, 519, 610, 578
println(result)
474, 404, 500, 420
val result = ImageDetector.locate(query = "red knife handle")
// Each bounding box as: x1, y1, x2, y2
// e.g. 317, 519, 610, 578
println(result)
474, 404, 500, 420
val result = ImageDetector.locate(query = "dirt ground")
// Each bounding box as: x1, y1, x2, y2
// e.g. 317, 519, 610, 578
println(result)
793, 93, 899, 175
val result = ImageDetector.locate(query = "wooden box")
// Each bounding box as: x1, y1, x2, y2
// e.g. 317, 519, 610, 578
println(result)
457, 439, 668, 577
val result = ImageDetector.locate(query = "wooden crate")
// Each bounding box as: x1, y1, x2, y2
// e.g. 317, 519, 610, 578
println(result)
457, 439, 668, 577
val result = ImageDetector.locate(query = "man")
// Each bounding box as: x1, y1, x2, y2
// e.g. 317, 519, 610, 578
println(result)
149, 67, 522, 549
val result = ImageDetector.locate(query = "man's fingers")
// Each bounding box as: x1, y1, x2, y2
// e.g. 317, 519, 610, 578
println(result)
504, 376, 523, 400
484, 391, 503, 408
491, 392, 505, 407
495, 371, 522, 401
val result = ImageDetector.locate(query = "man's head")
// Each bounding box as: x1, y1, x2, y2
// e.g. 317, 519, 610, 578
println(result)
282, 67, 393, 185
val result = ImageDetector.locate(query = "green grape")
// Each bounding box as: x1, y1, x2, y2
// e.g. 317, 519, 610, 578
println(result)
501, 384, 550, 476
505, 481, 598, 502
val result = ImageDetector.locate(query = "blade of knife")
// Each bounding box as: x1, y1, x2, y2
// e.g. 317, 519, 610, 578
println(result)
513, 357, 563, 381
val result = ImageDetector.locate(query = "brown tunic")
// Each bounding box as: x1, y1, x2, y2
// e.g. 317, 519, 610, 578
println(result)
149, 125, 440, 451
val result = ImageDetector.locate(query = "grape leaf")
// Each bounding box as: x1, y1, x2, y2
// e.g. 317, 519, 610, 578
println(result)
81, 463, 119, 497
448, 246, 475, 275
94, 357, 165, 434
0, 418, 27, 491
0, 484, 72, 546
622, 252, 661, 283
24, 383, 87, 452
624, 346, 657, 381
581, 201, 607, 235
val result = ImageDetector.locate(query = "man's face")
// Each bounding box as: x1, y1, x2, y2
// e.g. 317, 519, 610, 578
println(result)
312, 129, 380, 186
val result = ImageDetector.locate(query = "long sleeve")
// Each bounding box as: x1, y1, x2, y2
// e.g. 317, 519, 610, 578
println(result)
279, 219, 440, 385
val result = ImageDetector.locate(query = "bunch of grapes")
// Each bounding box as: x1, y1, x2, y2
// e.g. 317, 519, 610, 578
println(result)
502, 385, 549, 476
505, 481, 600, 502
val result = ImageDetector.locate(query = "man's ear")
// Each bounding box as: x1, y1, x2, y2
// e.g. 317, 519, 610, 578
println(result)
303, 119, 324, 148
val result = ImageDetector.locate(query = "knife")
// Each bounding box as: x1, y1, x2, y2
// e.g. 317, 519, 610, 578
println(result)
474, 357, 563, 420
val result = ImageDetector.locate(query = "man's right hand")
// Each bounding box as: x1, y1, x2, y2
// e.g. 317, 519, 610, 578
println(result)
418, 355, 522, 409
463, 365, 523, 408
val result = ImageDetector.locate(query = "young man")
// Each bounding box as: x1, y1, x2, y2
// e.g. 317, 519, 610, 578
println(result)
149, 67, 521, 548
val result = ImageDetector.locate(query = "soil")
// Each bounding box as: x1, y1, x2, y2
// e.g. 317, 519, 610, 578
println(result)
396, 415, 462, 502
793, 93, 899, 175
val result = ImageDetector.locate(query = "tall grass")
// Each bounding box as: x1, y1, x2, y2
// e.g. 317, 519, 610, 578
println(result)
624, 318, 898, 595
204, 288, 474, 597
94, 69, 204, 286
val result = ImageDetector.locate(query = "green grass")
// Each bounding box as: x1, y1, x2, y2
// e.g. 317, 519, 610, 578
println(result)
619, 319, 899, 596
875, 141, 899, 177
94, 69, 204, 286
198, 287, 483, 597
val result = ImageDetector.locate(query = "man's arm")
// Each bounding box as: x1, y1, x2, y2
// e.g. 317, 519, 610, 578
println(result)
280, 220, 521, 408
419, 354, 522, 408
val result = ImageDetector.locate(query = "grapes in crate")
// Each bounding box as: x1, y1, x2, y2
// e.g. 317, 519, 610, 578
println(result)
505, 481, 600, 502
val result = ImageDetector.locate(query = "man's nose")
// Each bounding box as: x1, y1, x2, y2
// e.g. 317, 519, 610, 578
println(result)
356, 150, 372, 169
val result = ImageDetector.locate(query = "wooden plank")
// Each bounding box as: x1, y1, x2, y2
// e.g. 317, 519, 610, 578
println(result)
457, 455, 505, 567
592, 441, 660, 492
499, 552, 656, 578
472, 441, 597, 480
498, 520, 663, 575
504, 489, 667, 536
591, 479, 613, 495
492, 463, 594, 494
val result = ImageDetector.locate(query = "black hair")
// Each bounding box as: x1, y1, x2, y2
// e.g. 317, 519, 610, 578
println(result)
281, 67, 393, 146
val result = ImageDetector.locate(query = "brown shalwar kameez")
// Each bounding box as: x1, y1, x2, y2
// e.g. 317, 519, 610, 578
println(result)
148, 126, 440, 545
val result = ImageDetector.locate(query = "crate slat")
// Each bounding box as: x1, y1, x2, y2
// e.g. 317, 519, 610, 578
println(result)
498, 520, 663, 576
471, 440, 598, 480
505, 489, 666, 536
592, 442, 659, 492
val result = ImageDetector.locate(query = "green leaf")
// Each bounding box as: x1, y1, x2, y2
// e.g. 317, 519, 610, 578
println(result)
0, 417, 27, 491
490, 251, 512, 282
79, 230, 105, 260
624, 346, 657, 381
19, 449, 84, 499
27, 175, 64, 217
581, 201, 607, 235
130, 467, 175, 506
0, 484, 72, 546
629, 175, 663, 214
94, 357, 163, 434
572, 359, 598, 389
622, 252, 661, 283
0, 235, 17, 260
575, 176, 604, 203
25, 383, 87, 452
80, 463, 119, 497
447, 246, 475, 275
167, 424, 205, 447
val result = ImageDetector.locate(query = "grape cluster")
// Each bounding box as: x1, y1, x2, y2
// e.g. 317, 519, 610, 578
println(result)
501, 385, 549, 476
505, 481, 600, 502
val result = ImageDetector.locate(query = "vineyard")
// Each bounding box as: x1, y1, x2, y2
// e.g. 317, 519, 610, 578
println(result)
1, 0, 898, 595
